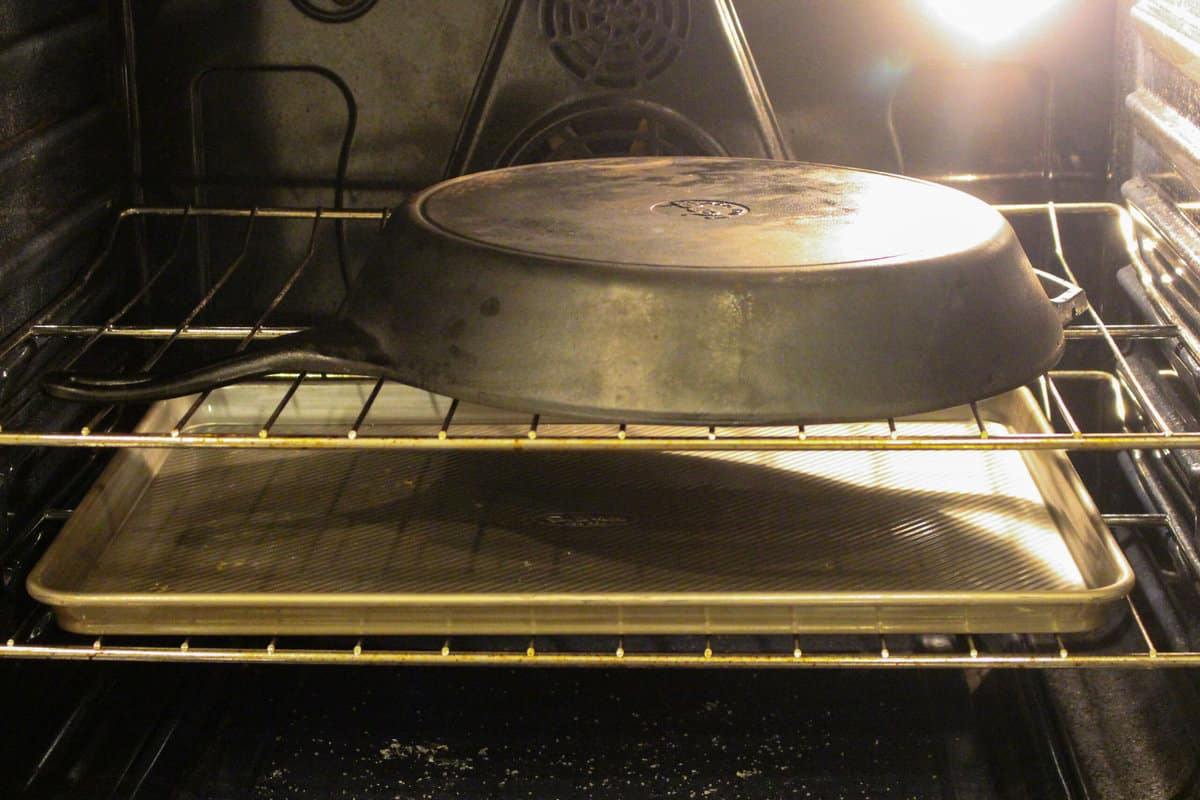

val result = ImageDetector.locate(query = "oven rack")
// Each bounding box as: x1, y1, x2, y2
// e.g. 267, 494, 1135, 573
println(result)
2, 201, 1199, 666
0, 202, 1192, 452
0, 510, 1195, 669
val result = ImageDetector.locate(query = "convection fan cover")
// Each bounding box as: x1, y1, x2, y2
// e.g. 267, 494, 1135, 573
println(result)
445, 0, 788, 175
541, 0, 690, 89
500, 97, 724, 165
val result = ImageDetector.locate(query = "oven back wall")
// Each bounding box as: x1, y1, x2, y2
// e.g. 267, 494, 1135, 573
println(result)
129, 0, 1121, 325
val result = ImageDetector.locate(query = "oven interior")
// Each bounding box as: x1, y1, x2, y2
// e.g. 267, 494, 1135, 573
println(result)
6, 0, 1200, 797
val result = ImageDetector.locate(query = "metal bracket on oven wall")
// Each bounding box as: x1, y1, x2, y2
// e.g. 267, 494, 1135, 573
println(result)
1117, 265, 1200, 402
1121, 178, 1200, 366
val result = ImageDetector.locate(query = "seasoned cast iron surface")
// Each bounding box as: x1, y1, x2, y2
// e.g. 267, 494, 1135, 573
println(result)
418, 156, 1005, 267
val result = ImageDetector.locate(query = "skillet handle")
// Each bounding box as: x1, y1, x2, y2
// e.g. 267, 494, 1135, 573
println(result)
1034, 269, 1087, 326
41, 324, 388, 403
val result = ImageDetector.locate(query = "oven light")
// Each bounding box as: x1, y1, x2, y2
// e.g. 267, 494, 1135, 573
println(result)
917, 0, 1067, 49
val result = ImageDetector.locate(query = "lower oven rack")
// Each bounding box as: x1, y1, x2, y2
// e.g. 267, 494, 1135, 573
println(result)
2, 201, 1200, 666
0, 515, 1188, 669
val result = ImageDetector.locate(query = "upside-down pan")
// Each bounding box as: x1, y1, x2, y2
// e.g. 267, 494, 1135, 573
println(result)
44, 157, 1083, 423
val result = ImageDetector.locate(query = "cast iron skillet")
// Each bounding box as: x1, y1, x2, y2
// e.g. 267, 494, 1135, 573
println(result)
44, 157, 1083, 424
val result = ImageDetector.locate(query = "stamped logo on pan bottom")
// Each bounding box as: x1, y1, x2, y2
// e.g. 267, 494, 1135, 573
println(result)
651, 199, 749, 219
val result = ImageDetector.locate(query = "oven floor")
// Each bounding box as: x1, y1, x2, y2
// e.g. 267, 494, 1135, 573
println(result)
2, 662, 1074, 799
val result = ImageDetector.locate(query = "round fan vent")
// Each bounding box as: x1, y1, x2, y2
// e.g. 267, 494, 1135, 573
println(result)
500, 98, 724, 166
541, 0, 690, 89
290, 0, 377, 23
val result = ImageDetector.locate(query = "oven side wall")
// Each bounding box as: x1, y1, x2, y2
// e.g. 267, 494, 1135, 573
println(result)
0, 1, 126, 539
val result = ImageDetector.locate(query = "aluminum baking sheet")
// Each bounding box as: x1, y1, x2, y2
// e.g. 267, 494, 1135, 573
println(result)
28, 384, 1133, 635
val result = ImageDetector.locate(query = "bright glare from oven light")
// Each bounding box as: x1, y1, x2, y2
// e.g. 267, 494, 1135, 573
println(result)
918, 0, 1066, 49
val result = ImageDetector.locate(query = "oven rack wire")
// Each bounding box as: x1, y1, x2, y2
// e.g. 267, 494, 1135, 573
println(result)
0, 201, 1191, 451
